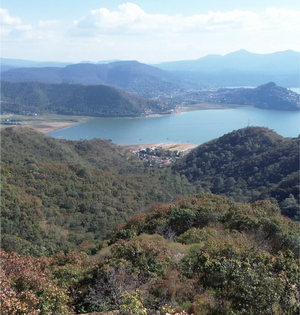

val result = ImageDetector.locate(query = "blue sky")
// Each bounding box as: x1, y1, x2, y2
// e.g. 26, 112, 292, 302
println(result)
1, 0, 299, 63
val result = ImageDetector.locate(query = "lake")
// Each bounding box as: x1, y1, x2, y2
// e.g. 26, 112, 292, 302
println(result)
47, 107, 300, 145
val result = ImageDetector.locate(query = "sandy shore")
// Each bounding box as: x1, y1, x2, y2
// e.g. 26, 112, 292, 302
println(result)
3, 121, 80, 134
122, 143, 197, 152
28, 122, 80, 134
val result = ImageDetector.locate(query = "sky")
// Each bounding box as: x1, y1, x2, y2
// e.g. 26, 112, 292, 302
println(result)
1, 0, 300, 63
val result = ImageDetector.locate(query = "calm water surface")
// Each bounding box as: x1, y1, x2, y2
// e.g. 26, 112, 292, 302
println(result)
48, 107, 300, 145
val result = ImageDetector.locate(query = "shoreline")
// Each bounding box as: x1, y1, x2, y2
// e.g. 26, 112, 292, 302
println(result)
122, 142, 197, 152
1, 103, 250, 134
0, 121, 81, 134
29, 121, 80, 134
0, 114, 91, 134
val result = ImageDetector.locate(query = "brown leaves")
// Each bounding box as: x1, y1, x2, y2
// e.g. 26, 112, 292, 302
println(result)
0, 249, 71, 314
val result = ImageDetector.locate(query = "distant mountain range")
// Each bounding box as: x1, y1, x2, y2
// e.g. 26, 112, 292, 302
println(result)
1, 50, 299, 94
0, 58, 73, 70
155, 50, 300, 88
156, 49, 300, 73
0, 81, 169, 117
1, 61, 181, 98
0, 58, 121, 73
0, 58, 124, 68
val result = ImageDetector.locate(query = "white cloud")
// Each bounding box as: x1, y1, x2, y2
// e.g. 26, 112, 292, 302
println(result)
1, 4, 300, 63
73, 3, 300, 35
0, 9, 61, 42
0, 8, 21, 25
39, 20, 60, 28
0, 28, 10, 35
261, 8, 300, 30
16, 25, 33, 31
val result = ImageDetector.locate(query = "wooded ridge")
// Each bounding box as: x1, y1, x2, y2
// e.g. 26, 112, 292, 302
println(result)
0, 81, 170, 117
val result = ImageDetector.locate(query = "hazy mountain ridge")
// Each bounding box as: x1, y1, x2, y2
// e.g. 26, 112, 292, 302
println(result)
2, 50, 299, 94
156, 50, 300, 87
156, 49, 300, 73
0, 57, 73, 69
1, 61, 182, 98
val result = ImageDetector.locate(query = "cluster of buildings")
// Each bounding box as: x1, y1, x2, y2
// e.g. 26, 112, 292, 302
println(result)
132, 147, 183, 167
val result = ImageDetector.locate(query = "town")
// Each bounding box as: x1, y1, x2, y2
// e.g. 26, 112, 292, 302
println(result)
130, 145, 193, 167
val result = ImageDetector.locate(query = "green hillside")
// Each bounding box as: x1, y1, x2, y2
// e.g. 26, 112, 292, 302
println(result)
0, 81, 169, 117
1, 127, 195, 255
2, 126, 299, 258
172, 127, 300, 219
1, 126, 300, 314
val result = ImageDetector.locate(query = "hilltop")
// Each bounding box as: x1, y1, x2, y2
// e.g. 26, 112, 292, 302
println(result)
208, 82, 300, 111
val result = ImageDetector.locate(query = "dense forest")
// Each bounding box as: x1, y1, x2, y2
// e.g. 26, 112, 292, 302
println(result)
0, 81, 170, 117
1, 126, 300, 314
1, 126, 299, 256
2, 194, 300, 314
1, 127, 195, 255
172, 127, 300, 220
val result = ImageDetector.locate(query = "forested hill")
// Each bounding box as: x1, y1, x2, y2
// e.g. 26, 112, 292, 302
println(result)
210, 82, 300, 111
1, 61, 181, 98
2, 127, 300, 314
1, 127, 195, 255
172, 127, 300, 219
0, 81, 170, 117
3, 194, 299, 314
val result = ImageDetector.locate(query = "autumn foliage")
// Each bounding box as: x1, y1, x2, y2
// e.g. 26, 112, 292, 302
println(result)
0, 249, 72, 314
